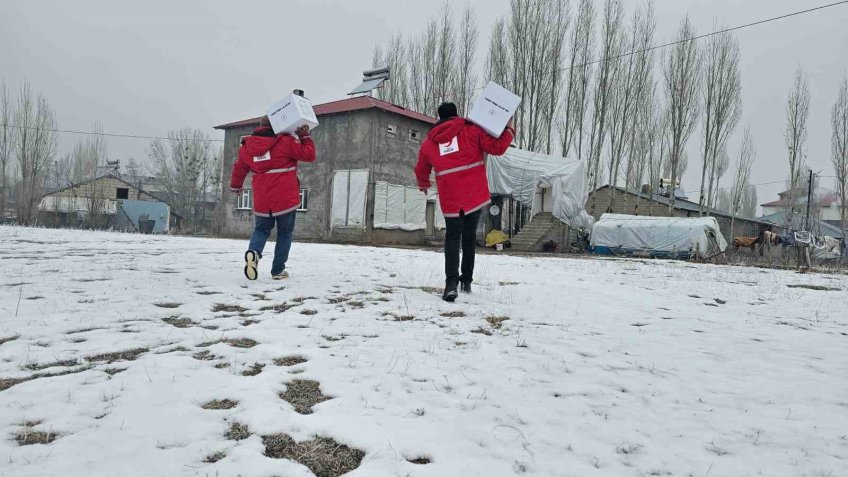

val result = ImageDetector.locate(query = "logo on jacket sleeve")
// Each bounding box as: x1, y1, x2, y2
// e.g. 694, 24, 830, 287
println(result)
253, 152, 271, 162
439, 137, 460, 156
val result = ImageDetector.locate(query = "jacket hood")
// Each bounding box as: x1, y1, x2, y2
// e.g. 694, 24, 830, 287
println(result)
427, 117, 466, 144
241, 127, 278, 156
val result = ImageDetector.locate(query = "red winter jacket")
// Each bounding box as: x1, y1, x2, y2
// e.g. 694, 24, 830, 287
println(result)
230, 126, 316, 217
415, 118, 514, 218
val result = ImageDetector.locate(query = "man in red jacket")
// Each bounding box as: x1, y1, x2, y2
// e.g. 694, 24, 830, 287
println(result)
230, 116, 316, 280
415, 102, 515, 302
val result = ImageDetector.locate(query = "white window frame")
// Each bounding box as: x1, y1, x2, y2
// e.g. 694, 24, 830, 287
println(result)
297, 189, 308, 212
387, 124, 398, 135
409, 129, 421, 142
236, 189, 253, 210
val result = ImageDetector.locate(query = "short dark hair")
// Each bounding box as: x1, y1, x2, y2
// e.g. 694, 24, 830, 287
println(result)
437, 102, 458, 120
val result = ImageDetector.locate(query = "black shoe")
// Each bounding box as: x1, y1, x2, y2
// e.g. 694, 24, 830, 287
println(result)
244, 250, 259, 281
443, 282, 458, 302
460, 282, 472, 294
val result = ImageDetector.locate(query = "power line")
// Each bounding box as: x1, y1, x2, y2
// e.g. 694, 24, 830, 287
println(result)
568, 1, 848, 72
417, 1, 848, 105
6, 2, 848, 141
3, 124, 224, 143
685, 176, 840, 195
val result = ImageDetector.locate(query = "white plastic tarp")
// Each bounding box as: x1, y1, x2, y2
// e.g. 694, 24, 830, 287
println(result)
428, 190, 446, 230
331, 169, 369, 228
374, 181, 427, 231
590, 214, 728, 258
811, 236, 842, 260
487, 148, 594, 229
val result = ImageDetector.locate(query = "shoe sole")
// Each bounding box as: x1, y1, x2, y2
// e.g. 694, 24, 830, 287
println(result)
443, 291, 458, 302
244, 251, 258, 281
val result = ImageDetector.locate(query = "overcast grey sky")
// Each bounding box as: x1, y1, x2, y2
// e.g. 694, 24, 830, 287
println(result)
2, 0, 847, 206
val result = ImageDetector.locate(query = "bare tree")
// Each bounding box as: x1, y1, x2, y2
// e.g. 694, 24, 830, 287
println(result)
698, 25, 741, 215
456, 5, 479, 116
70, 122, 109, 183
123, 157, 144, 189
499, 0, 569, 153
784, 67, 811, 225
608, 3, 656, 211
487, 18, 510, 90
148, 129, 214, 233
726, 128, 756, 240
372, 34, 410, 107
560, 0, 595, 159
0, 81, 14, 219
586, 0, 624, 195
14, 83, 58, 225
631, 82, 661, 191
434, 2, 458, 111
623, 1, 657, 182
663, 16, 701, 213
831, 74, 848, 245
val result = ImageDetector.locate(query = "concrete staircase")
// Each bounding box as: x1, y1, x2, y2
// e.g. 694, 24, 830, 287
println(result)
509, 212, 556, 252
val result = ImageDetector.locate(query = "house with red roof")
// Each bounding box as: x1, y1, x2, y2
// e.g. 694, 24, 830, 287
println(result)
214, 96, 437, 242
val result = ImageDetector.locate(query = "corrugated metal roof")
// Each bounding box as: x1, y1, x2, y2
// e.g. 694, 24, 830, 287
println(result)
214, 96, 436, 130
757, 211, 844, 238
595, 185, 777, 227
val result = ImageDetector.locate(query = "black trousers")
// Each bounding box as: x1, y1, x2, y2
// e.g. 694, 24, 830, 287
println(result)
444, 210, 481, 285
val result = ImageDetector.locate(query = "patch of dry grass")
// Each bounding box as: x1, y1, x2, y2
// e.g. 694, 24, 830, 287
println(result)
241, 319, 260, 326
204, 450, 226, 463
212, 304, 248, 313
262, 434, 365, 477
471, 327, 493, 336
225, 422, 251, 441
224, 338, 258, 349
327, 297, 350, 304
787, 284, 841, 291
1, 376, 30, 392
260, 303, 297, 313
407, 456, 432, 465
440, 311, 466, 318
242, 363, 265, 376
279, 379, 331, 414
23, 359, 80, 371
154, 302, 182, 309
322, 335, 345, 342
484, 315, 510, 329
274, 355, 308, 367
15, 429, 58, 446
85, 347, 148, 363
202, 399, 238, 410
192, 350, 216, 361
382, 311, 414, 322
347, 301, 365, 309
162, 316, 196, 328
0, 335, 19, 346
195, 290, 222, 296
1, 365, 93, 392
300, 309, 318, 316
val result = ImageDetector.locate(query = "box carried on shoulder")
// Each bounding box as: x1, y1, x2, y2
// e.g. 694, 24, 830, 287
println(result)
467, 82, 521, 138
266, 94, 319, 134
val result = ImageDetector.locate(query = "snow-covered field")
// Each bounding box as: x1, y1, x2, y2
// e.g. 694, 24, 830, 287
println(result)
1, 226, 846, 477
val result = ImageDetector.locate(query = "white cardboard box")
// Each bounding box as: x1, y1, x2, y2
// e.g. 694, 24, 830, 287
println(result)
266, 94, 319, 134
467, 81, 521, 138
